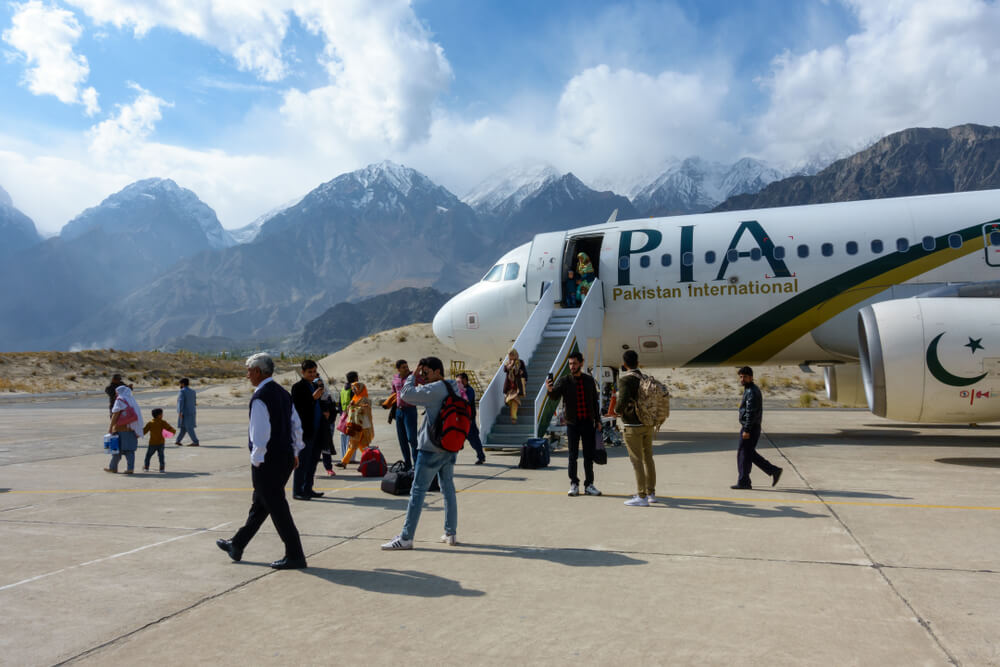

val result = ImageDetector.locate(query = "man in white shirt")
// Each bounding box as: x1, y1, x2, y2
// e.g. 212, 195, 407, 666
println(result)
217, 353, 307, 569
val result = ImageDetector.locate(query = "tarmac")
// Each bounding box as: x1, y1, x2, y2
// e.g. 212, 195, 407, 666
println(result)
1, 394, 999, 666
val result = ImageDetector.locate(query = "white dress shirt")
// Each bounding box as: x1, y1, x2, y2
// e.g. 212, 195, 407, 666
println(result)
249, 377, 305, 467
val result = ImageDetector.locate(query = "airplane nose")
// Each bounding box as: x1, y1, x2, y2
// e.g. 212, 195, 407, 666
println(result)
433, 300, 458, 351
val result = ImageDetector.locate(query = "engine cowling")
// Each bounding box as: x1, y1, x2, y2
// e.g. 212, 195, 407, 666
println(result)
823, 364, 867, 407
858, 298, 1000, 422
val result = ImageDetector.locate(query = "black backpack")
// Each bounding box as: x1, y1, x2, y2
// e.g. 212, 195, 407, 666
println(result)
381, 460, 413, 496
518, 438, 551, 469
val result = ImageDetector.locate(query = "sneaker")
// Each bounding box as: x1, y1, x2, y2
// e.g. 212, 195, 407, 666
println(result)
159, 468, 165, 473
624, 495, 649, 507
584, 484, 602, 496
647, 494, 657, 504
326, 469, 336, 476
440, 534, 457, 546
142, 467, 149, 472
381, 535, 414, 550
568, 483, 580, 497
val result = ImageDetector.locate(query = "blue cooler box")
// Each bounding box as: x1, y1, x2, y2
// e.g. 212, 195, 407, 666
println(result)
103, 433, 120, 453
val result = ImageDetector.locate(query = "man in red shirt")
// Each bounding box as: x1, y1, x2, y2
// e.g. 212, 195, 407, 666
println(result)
545, 351, 602, 497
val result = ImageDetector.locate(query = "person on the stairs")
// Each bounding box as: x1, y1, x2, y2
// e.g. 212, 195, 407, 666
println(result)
503, 348, 527, 424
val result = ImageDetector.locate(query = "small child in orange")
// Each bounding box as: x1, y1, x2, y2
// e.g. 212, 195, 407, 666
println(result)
142, 408, 176, 473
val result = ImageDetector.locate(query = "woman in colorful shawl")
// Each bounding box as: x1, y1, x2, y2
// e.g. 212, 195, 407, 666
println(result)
337, 379, 374, 467
503, 348, 527, 424
105, 385, 143, 474
576, 252, 596, 300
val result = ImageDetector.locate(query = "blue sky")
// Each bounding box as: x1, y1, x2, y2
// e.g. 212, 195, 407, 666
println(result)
1, 0, 998, 234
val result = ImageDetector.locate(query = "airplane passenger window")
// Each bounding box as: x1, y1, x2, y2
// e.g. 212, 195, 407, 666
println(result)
619, 256, 630, 270
821, 243, 834, 257
922, 236, 935, 251
705, 251, 716, 264
504, 263, 520, 280
992, 231, 1000, 246
846, 241, 858, 255
682, 252, 694, 266
896, 238, 910, 252
871, 239, 883, 253
660, 253, 672, 267
948, 234, 962, 249
640, 255, 650, 268
482, 264, 503, 282
750, 248, 762, 261
797, 244, 809, 258
727, 248, 739, 263
773, 246, 786, 260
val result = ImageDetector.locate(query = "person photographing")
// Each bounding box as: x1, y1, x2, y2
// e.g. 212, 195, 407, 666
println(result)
545, 351, 602, 497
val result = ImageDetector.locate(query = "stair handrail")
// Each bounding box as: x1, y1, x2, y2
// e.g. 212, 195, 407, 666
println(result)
533, 278, 605, 437
478, 282, 557, 440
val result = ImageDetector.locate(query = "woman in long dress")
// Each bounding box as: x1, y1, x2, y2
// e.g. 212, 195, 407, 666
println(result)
576, 252, 596, 300
337, 379, 374, 467
503, 348, 527, 424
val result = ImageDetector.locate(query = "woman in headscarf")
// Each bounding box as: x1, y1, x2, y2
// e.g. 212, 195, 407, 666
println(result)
105, 384, 143, 474
335, 376, 374, 468
576, 252, 596, 300
503, 348, 527, 425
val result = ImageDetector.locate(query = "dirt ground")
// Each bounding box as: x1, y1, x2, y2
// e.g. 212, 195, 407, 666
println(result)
1, 324, 837, 409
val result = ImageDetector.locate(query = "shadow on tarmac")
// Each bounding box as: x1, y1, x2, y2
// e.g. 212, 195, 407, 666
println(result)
935, 457, 1000, 468
660, 496, 826, 519
306, 567, 486, 597
756, 488, 912, 500
422, 544, 648, 568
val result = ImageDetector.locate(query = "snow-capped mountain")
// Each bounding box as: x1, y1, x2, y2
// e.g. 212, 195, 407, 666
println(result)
62, 178, 234, 250
631, 157, 784, 216
228, 197, 301, 244
0, 183, 41, 258
462, 161, 562, 218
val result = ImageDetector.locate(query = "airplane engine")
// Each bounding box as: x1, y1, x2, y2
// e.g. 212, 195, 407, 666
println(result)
823, 364, 867, 407
858, 298, 1000, 422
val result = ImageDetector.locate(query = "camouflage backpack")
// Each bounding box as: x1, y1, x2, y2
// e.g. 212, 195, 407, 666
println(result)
629, 371, 671, 429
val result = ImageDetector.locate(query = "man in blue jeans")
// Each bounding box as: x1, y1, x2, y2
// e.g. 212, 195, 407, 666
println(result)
382, 356, 461, 550
391, 359, 419, 469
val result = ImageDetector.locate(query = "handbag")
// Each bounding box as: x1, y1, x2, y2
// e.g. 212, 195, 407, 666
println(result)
593, 428, 608, 465
336, 411, 350, 435
117, 404, 138, 426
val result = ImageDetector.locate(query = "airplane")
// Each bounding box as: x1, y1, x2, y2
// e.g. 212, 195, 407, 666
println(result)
432, 189, 1000, 436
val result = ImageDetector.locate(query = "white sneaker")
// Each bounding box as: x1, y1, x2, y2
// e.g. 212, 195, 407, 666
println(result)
624, 495, 649, 507
381, 535, 413, 550
440, 534, 457, 546
647, 494, 657, 504
568, 483, 580, 496
585, 484, 602, 496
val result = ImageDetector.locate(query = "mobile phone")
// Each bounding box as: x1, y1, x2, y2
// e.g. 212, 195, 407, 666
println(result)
547, 372, 554, 381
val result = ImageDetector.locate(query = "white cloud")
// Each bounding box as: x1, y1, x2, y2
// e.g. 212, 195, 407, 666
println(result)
2, 0, 100, 115
88, 83, 171, 159
67, 0, 291, 81
754, 0, 1000, 164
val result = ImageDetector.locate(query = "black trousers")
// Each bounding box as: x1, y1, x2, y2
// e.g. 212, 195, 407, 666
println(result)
567, 422, 597, 487
737, 424, 777, 487
232, 463, 304, 559
293, 434, 318, 495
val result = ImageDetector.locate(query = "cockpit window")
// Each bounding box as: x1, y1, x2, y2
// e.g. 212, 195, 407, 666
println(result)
482, 264, 503, 282
504, 263, 520, 281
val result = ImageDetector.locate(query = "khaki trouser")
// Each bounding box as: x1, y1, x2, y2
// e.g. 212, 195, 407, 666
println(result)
623, 424, 656, 498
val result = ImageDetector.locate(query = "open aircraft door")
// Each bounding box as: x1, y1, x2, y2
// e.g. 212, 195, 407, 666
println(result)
525, 231, 567, 304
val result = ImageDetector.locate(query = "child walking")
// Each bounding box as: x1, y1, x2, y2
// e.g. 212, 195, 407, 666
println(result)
142, 408, 176, 472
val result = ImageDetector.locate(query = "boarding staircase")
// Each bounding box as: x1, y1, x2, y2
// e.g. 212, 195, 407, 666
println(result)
479, 280, 605, 448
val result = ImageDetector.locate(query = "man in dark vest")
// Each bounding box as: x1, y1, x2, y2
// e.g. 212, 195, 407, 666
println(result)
731, 365, 782, 490
217, 353, 307, 569
291, 359, 324, 500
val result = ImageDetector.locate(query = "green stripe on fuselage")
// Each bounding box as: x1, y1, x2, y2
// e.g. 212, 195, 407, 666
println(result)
685, 222, 994, 366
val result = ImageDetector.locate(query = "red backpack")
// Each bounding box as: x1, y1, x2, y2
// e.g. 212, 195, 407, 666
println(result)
359, 447, 387, 477
432, 381, 472, 452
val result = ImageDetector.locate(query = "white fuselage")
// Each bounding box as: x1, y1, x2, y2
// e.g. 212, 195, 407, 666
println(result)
434, 190, 1000, 368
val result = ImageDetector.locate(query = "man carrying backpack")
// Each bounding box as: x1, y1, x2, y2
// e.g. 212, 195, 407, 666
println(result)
617, 350, 657, 506
382, 356, 466, 550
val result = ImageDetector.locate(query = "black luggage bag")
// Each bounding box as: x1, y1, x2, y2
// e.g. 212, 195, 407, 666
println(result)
518, 438, 551, 469
381, 461, 414, 496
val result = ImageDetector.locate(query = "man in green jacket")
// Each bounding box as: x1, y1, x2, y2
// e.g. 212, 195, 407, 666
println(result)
617, 350, 656, 506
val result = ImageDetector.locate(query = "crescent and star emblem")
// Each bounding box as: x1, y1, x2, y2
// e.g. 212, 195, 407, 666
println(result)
926, 332, 988, 387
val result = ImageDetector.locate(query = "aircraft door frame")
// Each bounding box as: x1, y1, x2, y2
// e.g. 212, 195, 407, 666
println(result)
525, 231, 567, 304
984, 223, 1000, 267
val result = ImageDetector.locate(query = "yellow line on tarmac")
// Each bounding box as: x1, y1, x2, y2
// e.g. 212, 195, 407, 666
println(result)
4, 485, 1000, 512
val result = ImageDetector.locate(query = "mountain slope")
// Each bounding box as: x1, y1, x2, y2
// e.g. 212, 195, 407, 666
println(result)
632, 157, 783, 216
0, 184, 42, 258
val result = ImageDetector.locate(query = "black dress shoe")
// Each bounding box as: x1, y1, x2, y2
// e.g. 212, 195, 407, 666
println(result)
216, 538, 243, 562
270, 556, 307, 570
293, 494, 311, 501
730, 484, 752, 490
309, 491, 325, 498
771, 467, 783, 487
